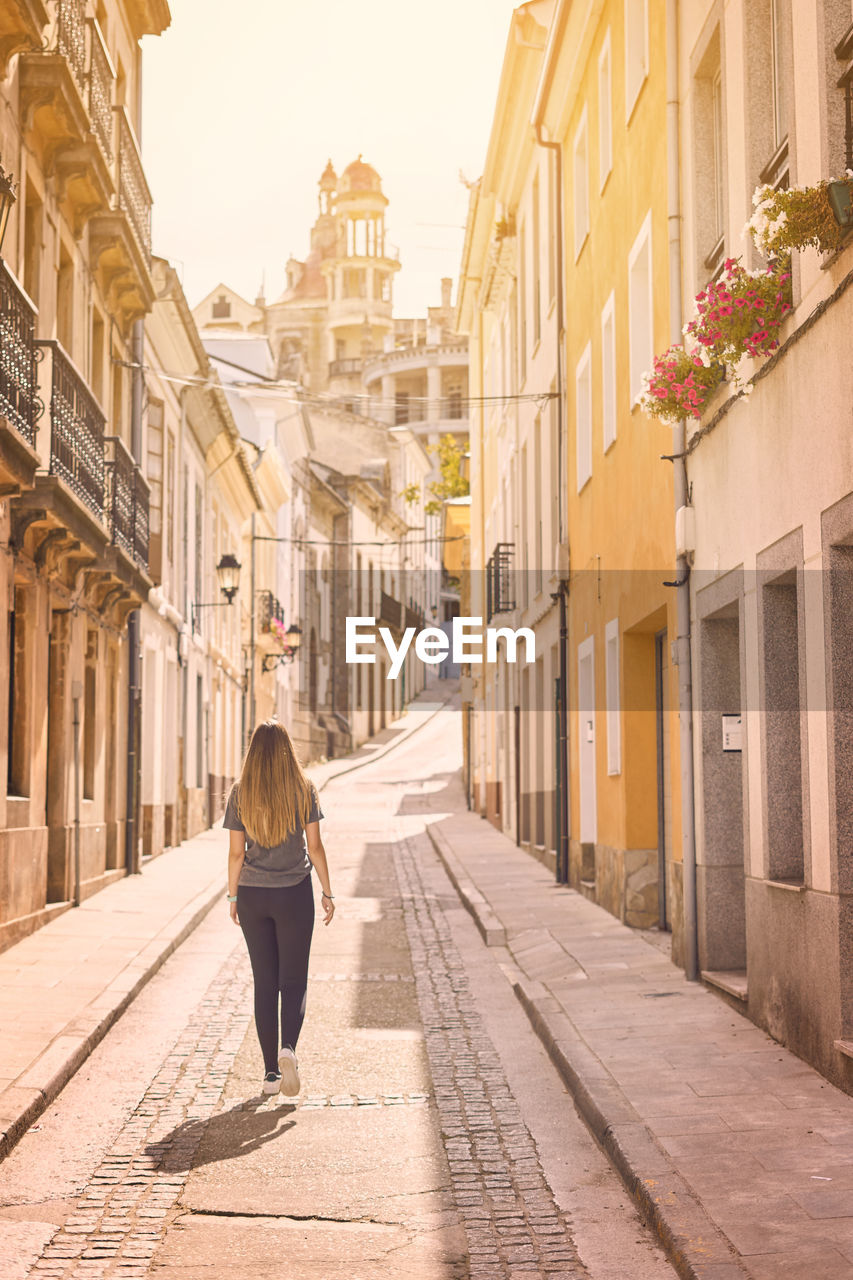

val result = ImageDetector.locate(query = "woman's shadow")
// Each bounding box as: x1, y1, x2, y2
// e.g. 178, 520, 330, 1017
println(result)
144, 1096, 298, 1172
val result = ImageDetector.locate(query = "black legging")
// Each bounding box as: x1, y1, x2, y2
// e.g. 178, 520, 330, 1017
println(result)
237, 877, 315, 1073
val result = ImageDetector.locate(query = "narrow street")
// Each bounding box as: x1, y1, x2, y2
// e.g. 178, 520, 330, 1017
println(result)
0, 694, 674, 1280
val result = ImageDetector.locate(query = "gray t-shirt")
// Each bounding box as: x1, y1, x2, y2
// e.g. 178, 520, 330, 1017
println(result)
223, 783, 323, 888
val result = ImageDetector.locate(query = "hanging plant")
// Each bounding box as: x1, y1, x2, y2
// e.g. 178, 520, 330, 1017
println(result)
269, 617, 288, 643
639, 345, 724, 423
683, 256, 792, 371
745, 176, 853, 258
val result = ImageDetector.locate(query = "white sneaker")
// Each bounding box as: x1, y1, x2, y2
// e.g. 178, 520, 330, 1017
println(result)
262, 1071, 281, 1096
278, 1047, 300, 1096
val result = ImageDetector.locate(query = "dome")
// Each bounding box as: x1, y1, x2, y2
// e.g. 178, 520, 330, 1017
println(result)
339, 155, 382, 194
319, 159, 337, 189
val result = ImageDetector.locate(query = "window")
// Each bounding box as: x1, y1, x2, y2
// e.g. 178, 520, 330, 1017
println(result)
770, 0, 788, 152
57, 243, 73, 354
532, 173, 541, 345
601, 292, 617, 450
7, 588, 28, 797
605, 619, 621, 774
711, 70, 724, 246
394, 392, 410, 425
212, 295, 231, 319
576, 342, 592, 492
534, 416, 543, 595
691, 29, 726, 275
194, 481, 203, 624
547, 149, 557, 303
83, 631, 97, 800
447, 386, 463, 419
196, 675, 204, 789
625, 0, 649, 120
91, 311, 105, 404
628, 212, 653, 406
518, 221, 527, 384
573, 108, 590, 258
166, 431, 175, 564
599, 31, 612, 188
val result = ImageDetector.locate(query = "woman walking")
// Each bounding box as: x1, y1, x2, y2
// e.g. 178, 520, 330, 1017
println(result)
224, 720, 334, 1097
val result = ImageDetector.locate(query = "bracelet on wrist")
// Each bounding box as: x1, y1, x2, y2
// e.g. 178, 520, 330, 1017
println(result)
321, 891, 334, 899
226, 893, 237, 902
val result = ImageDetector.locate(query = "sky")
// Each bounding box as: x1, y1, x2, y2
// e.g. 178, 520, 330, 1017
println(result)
141, 0, 522, 318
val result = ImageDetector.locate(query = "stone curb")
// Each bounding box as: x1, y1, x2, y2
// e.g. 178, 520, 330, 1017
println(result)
513, 978, 748, 1280
0, 873, 224, 1163
425, 823, 507, 947
428, 822, 747, 1280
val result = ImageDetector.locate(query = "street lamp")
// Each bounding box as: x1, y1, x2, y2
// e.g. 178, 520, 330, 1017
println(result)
0, 160, 17, 257
261, 623, 302, 671
191, 552, 242, 630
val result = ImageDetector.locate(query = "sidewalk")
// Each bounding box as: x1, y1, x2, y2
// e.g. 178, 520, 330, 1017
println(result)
0, 688, 450, 1163
425, 774, 853, 1280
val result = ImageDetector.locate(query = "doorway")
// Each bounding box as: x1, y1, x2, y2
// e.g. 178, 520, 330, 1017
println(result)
577, 639, 597, 845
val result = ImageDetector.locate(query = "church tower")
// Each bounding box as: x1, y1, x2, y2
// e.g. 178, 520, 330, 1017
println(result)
321, 156, 401, 397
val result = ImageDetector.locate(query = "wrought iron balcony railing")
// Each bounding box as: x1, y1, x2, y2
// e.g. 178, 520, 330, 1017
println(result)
486, 542, 515, 622
258, 589, 286, 632
57, 0, 86, 91
115, 107, 152, 261
104, 435, 150, 570
0, 261, 41, 446
36, 340, 104, 520
133, 465, 149, 570
87, 18, 114, 162
379, 590, 404, 633
104, 435, 134, 557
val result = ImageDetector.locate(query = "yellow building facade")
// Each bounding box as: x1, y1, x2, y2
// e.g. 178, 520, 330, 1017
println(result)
460, 0, 685, 947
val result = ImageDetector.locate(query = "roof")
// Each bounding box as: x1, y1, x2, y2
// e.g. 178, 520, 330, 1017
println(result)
339, 155, 382, 194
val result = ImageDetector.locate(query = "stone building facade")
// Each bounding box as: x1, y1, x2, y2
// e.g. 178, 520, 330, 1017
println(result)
458, 0, 684, 941
678, 0, 853, 1088
0, 0, 171, 948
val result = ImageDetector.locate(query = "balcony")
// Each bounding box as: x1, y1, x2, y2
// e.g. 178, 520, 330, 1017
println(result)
104, 435, 149, 571
19, 1, 113, 234
379, 589, 404, 634
0, 0, 48, 79
8, 342, 149, 618
0, 261, 41, 494
38, 339, 104, 520
328, 357, 364, 378
89, 106, 154, 326
257, 589, 289, 653
486, 543, 515, 622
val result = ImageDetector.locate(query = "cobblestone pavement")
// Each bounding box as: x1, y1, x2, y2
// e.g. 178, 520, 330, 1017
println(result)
395, 828, 587, 1279
16, 842, 586, 1280
9, 699, 672, 1280
24, 957, 250, 1280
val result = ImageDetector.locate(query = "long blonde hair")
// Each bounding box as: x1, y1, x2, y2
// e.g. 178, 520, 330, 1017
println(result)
234, 720, 313, 847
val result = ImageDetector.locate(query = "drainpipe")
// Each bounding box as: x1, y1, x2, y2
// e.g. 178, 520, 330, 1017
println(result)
72, 681, 82, 905
125, 317, 144, 875
532, 6, 570, 885
666, 0, 699, 981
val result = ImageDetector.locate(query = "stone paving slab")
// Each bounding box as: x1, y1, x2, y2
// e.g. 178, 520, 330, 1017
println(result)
424, 777, 853, 1280
0, 689, 451, 1165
